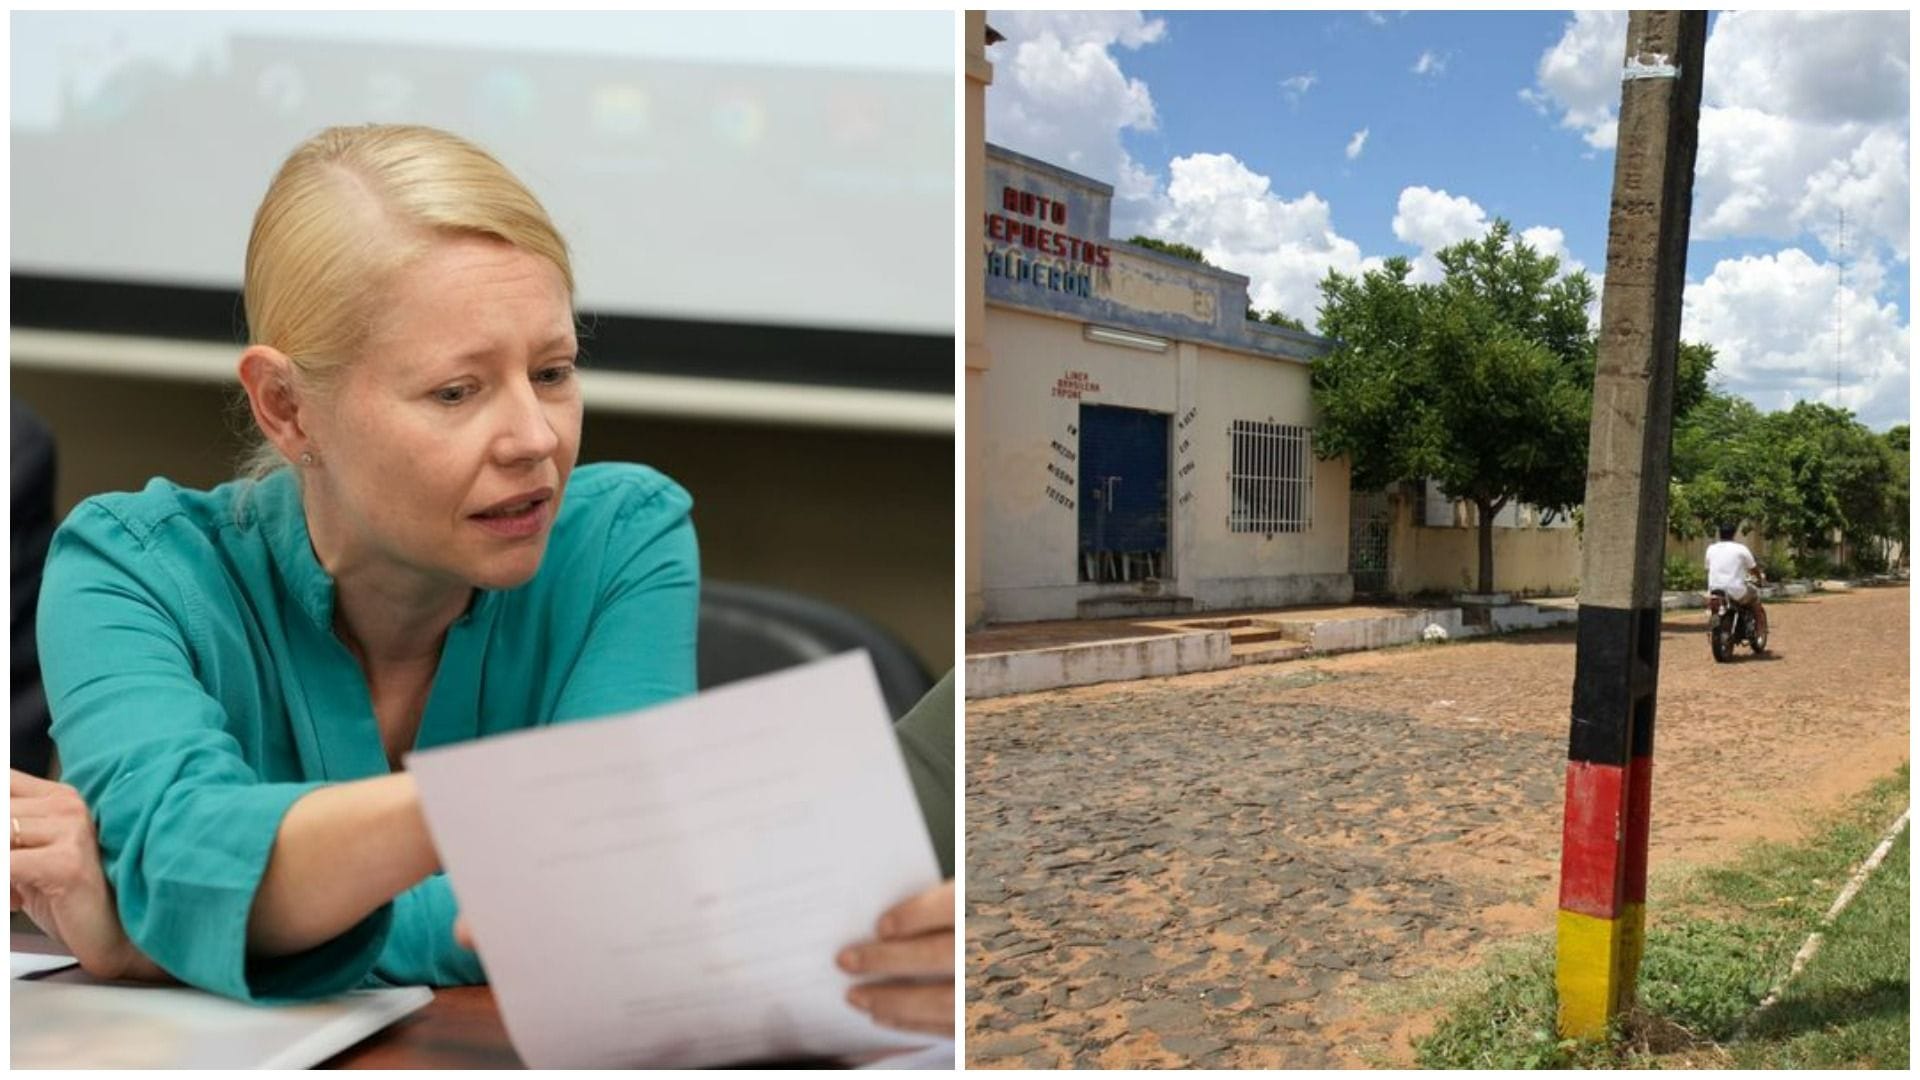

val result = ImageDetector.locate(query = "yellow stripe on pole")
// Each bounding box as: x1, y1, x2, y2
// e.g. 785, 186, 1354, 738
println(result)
1557, 909, 1629, 1039
1616, 900, 1646, 1015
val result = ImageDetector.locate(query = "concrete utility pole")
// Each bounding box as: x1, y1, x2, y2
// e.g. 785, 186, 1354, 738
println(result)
1556, 11, 1706, 1040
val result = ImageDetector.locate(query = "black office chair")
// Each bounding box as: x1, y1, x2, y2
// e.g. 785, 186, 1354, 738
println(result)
13, 399, 58, 778
697, 581, 934, 721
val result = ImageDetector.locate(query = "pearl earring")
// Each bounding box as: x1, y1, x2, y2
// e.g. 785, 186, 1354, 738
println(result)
300, 451, 315, 466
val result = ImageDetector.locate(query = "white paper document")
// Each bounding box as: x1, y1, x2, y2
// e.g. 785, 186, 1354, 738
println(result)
408, 651, 945, 1068
11, 950, 78, 979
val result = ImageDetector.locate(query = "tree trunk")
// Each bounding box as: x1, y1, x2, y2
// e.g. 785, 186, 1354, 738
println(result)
1475, 496, 1507, 595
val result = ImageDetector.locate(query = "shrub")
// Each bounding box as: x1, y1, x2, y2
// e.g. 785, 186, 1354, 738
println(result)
1663, 554, 1706, 592
1797, 553, 1840, 581
1767, 550, 1800, 581
1850, 543, 1890, 576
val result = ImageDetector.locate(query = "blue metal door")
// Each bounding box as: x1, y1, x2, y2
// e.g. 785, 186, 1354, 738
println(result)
1078, 404, 1169, 583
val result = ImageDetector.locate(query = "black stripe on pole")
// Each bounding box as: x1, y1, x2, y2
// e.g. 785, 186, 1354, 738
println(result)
1631, 607, 1661, 759
1568, 604, 1660, 766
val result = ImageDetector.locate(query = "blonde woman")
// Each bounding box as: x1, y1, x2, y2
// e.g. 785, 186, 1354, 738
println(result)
12, 125, 697, 1001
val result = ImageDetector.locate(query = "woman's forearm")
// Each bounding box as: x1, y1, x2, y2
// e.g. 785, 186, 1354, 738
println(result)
246, 773, 438, 957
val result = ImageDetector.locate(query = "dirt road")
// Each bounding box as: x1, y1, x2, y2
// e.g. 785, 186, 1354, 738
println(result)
964, 586, 1910, 1068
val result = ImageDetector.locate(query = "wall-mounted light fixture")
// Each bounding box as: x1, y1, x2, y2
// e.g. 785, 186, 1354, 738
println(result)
1083, 324, 1170, 352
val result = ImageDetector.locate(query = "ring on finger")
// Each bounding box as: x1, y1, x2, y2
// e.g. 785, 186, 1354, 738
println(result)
10, 816, 20, 848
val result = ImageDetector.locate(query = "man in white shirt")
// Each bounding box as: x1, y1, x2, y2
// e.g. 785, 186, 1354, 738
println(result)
1705, 522, 1767, 640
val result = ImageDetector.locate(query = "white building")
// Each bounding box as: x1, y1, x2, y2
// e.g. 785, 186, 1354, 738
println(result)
971, 143, 1354, 624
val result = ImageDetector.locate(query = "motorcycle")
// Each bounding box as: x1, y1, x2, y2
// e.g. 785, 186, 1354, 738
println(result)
1706, 579, 1768, 662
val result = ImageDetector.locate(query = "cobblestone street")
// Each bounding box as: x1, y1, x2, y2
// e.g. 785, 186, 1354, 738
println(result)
965, 587, 1911, 1068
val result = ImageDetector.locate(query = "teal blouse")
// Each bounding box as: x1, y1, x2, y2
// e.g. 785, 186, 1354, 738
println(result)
38, 463, 700, 1003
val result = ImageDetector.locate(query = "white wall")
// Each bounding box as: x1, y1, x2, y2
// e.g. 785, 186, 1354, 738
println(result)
977, 306, 1351, 622
1185, 342, 1350, 608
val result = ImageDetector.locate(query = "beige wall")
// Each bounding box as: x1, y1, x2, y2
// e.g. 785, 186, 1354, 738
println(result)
1391, 511, 1817, 599
1664, 527, 1786, 570
1388, 492, 1582, 597
977, 306, 1351, 622
13, 366, 955, 675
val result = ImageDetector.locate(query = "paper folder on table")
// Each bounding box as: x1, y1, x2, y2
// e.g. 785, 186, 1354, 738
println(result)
9, 969, 430, 1069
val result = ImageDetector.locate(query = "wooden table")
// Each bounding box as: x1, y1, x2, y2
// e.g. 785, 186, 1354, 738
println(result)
12, 932, 521, 1068
11, 931, 923, 1068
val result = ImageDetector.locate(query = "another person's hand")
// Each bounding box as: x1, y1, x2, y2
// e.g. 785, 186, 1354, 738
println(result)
9, 769, 164, 981
457, 879, 957, 1039
837, 879, 954, 1038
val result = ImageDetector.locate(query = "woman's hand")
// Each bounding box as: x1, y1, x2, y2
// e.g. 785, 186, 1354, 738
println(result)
837, 879, 954, 1038
10, 769, 166, 981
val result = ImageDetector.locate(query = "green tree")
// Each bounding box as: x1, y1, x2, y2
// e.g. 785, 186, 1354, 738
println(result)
1246, 307, 1308, 331
1672, 340, 1717, 426
1126, 235, 1213, 267
1313, 220, 1597, 594
1668, 394, 1906, 576
1884, 425, 1909, 566
1664, 346, 1790, 543
1667, 390, 1794, 542
1754, 403, 1890, 558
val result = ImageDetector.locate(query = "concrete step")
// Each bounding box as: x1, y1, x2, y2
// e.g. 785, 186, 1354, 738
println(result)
966, 630, 1232, 698
1230, 641, 1311, 666
1174, 617, 1295, 645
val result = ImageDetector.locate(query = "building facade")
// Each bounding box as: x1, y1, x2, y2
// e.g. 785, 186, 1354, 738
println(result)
973, 143, 1354, 624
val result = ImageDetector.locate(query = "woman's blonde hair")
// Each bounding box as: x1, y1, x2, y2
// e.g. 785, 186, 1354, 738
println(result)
237, 124, 573, 480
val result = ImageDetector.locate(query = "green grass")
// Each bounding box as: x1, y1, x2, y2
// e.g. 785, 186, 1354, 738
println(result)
1730, 824, 1908, 1069
1412, 766, 1910, 1069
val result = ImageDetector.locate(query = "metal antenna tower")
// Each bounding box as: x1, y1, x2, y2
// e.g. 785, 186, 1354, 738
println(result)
1835, 208, 1845, 402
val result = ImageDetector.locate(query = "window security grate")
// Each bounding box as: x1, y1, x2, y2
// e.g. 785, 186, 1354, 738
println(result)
1229, 421, 1312, 534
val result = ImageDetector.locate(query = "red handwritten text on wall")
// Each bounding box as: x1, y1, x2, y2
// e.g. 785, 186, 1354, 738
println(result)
1053, 370, 1101, 399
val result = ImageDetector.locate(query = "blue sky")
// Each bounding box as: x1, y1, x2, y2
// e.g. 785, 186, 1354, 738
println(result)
986, 10, 1911, 430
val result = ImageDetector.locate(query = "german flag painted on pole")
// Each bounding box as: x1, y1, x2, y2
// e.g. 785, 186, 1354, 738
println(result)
1556, 6, 1705, 1042
1557, 605, 1658, 1038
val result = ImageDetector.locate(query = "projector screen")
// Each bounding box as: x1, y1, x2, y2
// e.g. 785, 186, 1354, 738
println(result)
11, 11, 955, 338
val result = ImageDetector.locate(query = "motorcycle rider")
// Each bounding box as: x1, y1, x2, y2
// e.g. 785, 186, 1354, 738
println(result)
1705, 522, 1767, 642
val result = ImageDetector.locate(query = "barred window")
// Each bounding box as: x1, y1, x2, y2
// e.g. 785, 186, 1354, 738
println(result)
1229, 421, 1313, 533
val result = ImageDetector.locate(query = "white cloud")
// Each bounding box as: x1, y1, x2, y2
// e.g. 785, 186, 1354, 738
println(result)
1345, 128, 1369, 160
1391, 186, 1486, 282
990, 11, 1167, 51
1281, 72, 1317, 104
1522, 10, 1624, 149
1392, 186, 1487, 251
1795, 128, 1910, 261
1705, 11, 1908, 124
1412, 50, 1447, 77
1525, 11, 1911, 261
1365, 12, 1389, 27
1518, 225, 1580, 273
985, 11, 1167, 231
1143, 152, 1371, 330
1382, 188, 1590, 285
1681, 248, 1910, 429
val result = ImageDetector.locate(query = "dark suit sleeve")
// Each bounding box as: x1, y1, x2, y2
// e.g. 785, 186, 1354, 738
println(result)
892, 670, 955, 878
12, 399, 57, 777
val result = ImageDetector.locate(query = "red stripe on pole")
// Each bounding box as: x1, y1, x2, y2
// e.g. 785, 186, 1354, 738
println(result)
1558, 760, 1628, 919
1622, 754, 1653, 906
